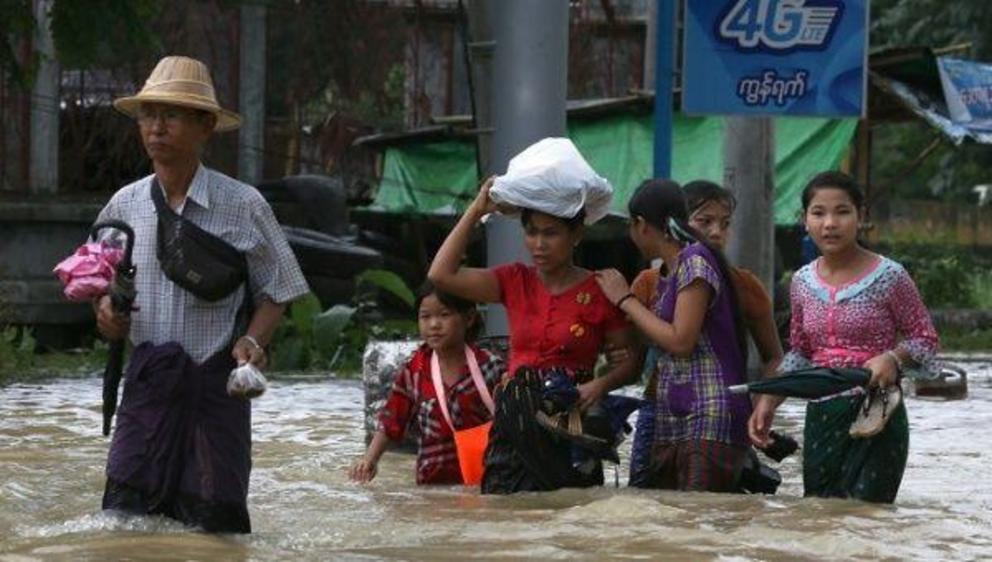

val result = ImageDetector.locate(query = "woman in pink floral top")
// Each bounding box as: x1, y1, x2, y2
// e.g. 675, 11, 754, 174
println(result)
749, 171, 938, 503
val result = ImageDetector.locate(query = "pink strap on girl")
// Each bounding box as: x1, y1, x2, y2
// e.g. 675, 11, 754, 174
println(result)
430, 346, 495, 432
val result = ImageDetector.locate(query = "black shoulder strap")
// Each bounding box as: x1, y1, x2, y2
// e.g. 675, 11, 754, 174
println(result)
150, 178, 173, 216
151, 178, 246, 270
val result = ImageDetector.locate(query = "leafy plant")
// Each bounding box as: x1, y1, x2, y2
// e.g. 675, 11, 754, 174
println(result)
269, 269, 418, 374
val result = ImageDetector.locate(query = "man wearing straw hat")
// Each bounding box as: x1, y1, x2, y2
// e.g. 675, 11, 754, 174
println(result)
93, 56, 309, 533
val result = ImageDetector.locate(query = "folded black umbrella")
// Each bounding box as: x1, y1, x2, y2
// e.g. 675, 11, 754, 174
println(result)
728, 367, 871, 400
90, 220, 136, 437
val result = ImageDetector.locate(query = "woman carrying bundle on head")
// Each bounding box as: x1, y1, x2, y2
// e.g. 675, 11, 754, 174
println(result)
748, 171, 938, 503
597, 179, 751, 493
428, 139, 639, 494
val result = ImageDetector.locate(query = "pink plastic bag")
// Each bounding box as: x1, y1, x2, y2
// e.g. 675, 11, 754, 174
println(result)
53, 242, 124, 302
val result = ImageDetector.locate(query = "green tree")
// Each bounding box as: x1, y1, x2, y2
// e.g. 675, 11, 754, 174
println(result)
1, 0, 161, 86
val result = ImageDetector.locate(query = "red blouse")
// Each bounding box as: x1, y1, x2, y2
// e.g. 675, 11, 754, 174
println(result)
378, 344, 504, 485
493, 263, 628, 378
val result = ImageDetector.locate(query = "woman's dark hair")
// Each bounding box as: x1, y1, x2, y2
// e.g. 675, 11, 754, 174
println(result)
628, 179, 688, 229
415, 281, 481, 340
628, 179, 748, 364
801, 171, 865, 212
520, 207, 586, 231
683, 180, 737, 215
800, 171, 869, 249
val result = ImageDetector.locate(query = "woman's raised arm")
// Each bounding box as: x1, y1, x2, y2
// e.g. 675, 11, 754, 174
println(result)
427, 177, 502, 304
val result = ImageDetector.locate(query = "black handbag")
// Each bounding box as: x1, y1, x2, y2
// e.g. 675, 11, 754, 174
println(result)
151, 180, 248, 302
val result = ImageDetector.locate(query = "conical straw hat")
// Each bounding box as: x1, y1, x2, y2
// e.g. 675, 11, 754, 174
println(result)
114, 56, 241, 132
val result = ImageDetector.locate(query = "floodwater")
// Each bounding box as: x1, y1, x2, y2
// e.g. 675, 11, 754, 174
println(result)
1, 360, 991, 561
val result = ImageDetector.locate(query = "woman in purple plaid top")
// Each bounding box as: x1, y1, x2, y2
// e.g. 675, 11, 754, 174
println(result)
597, 180, 750, 493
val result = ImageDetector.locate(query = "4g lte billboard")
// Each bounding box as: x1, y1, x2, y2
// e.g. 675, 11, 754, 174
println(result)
682, 0, 869, 117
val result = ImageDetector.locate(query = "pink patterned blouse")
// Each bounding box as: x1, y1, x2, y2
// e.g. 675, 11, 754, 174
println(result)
781, 255, 939, 376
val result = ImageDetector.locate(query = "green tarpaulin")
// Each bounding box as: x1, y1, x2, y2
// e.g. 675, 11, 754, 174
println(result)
370, 114, 857, 225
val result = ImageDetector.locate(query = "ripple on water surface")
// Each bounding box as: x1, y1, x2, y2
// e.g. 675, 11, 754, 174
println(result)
0, 363, 990, 560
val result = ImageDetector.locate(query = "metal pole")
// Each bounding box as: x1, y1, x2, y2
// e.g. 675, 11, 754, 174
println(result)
724, 117, 775, 379
486, 0, 569, 336
29, 0, 59, 195
653, 0, 675, 179
463, 0, 496, 177
238, 1, 266, 186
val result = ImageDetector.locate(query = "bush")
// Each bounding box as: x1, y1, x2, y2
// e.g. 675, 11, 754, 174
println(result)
886, 243, 988, 309
269, 269, 418, 374
939, 327, 992, 352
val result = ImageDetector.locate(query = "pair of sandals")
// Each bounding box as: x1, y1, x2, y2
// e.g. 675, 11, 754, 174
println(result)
849, 383, 902, 439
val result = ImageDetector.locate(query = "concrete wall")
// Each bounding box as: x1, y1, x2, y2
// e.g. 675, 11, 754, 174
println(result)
869, 199, 992, 248
0, 201, 102, 346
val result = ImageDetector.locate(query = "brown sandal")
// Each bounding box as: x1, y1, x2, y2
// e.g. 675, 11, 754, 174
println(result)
849, 385, 902, 439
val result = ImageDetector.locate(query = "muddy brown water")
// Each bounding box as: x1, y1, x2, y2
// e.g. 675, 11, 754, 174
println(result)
1, 360, 990, 561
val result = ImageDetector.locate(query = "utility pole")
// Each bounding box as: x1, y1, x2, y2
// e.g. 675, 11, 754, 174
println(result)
29, 0, 59, 195
723, 117, 775, 379
238, 1, 267, 186
486, 0, 569, 335
463, 0, 496, 177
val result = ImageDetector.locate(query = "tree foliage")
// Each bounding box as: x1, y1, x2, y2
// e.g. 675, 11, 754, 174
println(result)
2, 0, 161, 80
49, 0, 161, 69
0, 0, 37, 87
871, 0, 992, 56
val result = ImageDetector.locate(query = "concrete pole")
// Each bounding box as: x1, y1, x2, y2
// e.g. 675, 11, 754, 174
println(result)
486, 0, 569, 336
723, 117, 775, 378
29, 0, 59, 195
238, 1, 266, 186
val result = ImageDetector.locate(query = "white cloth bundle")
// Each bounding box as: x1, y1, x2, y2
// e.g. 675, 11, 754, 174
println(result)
489, 137, 613, 225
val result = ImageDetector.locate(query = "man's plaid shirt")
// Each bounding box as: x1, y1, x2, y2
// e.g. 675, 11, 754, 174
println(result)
95, 164, 309, 363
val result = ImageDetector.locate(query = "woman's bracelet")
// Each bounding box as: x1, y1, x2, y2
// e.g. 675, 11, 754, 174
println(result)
615, 292, 636, 309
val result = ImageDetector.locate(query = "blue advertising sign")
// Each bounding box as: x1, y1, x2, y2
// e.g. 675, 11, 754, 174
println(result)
938, 57, 992, 131
682, 0, 869, 116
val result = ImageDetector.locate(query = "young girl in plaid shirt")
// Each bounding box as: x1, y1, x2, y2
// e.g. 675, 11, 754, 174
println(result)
350, 283, 504, 485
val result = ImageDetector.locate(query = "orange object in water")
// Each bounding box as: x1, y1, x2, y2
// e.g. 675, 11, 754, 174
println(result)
453, 421, 491, 485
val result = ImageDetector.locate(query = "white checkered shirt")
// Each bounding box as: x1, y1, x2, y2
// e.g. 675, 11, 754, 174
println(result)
95, 164, 310, 363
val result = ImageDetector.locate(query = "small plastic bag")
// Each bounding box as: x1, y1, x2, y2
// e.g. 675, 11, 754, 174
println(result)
227, 362, 268, 399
